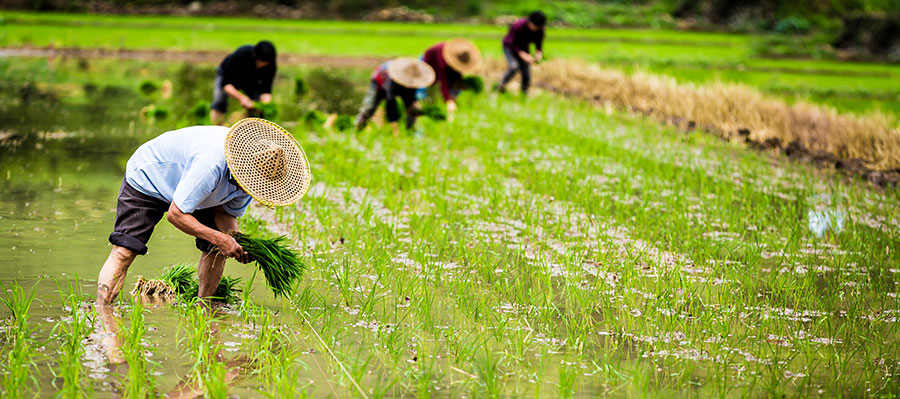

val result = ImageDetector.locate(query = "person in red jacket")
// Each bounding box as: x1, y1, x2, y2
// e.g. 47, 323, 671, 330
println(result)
497, 11, 546, 95
421, 38, 482, 121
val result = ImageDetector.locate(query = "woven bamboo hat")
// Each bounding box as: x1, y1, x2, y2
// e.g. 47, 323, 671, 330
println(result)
224, 118, 311, 207
387, 57, 436, 89
442, 38, 482, 74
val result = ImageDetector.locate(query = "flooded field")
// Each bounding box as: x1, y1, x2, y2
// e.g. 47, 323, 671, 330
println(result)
2, 53, 900, 398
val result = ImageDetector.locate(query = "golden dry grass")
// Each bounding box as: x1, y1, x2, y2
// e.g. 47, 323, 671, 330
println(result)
482, 59, 900, 171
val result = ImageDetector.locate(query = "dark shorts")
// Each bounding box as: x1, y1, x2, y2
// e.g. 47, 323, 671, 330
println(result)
108, 179, 219, 255
211, 73, 229, 113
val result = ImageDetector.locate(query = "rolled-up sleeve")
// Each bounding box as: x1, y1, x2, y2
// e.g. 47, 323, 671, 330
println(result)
172, 164, 218, 214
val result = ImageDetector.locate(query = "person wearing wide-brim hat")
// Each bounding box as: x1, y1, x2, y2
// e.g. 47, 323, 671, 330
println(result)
420, 38, 482, 121
355, 57, 436, 136
96, 118, 311, 307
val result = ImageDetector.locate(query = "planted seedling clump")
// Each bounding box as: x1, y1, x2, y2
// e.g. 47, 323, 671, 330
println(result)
132, 264, 241, 304
233, 233, 305, 298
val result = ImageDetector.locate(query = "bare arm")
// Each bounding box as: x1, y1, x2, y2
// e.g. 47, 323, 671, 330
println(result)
223, 84, 255, 109
259, 93, 272, 103
166, 203, 249, 262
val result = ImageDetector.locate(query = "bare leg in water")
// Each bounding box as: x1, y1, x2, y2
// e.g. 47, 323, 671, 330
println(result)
197, 251, 227, 299
95, 245, 138, 364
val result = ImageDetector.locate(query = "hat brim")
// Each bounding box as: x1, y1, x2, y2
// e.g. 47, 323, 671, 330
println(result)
225, 118, 311, 207
387, 57, 436, 89
442, 38, 482, 75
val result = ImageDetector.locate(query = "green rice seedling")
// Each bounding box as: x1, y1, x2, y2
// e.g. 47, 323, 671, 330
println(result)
303, 110, 327, 127
178, 298, 228, 397
212, 276, 242, 304
420, 104, 446, 121
200, 360, 228, 399
138, 80, 158, 95
294, 76, 309, 97
119, 294, 156, 399
52, 279, 95, 398
0, 282, 40, 399
160, 264, 198, 298
248, 102, 279, 121
334, 115, 354, 132
558, 360, 577, 399
233, 233, 306, 298
189, 101, 210, 124
462, 76, 484, 94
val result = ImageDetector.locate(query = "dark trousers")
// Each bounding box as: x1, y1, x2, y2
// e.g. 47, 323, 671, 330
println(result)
355, 81, 417, 130
500, 46, 531, 94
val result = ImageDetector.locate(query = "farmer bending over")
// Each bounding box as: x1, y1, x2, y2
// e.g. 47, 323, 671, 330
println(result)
355, 58, 435, 136
421, 38, 482, 121
210, 41, 277, 125
96, 117, 311, 307
497, 11, 546, 95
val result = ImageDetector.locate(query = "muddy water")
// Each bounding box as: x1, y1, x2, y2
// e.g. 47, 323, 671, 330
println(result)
0, 63, 303, 396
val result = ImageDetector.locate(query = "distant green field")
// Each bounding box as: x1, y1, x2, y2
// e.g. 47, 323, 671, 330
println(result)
1, 11, 899, 117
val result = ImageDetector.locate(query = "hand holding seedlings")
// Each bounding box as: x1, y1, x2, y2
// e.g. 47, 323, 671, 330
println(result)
216, 233, 250, 263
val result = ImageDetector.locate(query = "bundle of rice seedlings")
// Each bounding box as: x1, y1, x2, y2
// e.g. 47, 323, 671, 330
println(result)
247, 102, 279, 121
462, 75, 484, 94
132, 264, 241, 304
213, 276, 242, 304
421, 104, 447, 121
160, 263, 198, 298
233, 233, 305, 298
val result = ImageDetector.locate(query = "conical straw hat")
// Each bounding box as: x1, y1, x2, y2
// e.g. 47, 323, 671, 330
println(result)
225, 118, 311, 207
442, 38, 482, 75
386, 57, 436, 89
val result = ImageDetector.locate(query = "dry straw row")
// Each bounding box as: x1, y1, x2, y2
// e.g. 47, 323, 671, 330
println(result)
481, 59, 900, 171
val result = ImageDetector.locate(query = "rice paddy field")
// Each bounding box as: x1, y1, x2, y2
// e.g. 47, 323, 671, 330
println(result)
1, 11, 900, 398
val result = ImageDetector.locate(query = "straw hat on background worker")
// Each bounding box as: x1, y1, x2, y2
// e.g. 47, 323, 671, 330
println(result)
387, 57, 436, 88
225, 118, 311, 207
442, 38, 483, 74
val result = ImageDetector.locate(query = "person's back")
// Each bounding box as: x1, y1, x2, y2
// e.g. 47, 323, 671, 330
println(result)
218, 46, 258, 93
125, 125, 249, 215
498, 11, 547, 95
211, 41, 277, 125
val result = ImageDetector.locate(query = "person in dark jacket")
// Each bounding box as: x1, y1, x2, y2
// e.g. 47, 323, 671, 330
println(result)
420, 38, 482, 121
210, 41, 277, 125
498, 11, 546, 95
355, 58, 435, 136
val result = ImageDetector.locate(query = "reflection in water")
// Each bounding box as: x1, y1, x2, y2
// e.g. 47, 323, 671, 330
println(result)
96, 301, 251, 398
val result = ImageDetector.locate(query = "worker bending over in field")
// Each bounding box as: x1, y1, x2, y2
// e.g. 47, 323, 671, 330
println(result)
96, 118, 310, 306
420, 38, 482, 121
355, 57, 436, 136
497, 11, 547, 95
210, 41, 277, 125
95, 118, 310, 360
